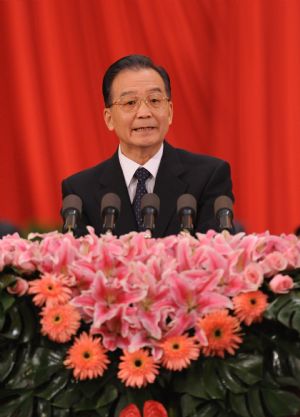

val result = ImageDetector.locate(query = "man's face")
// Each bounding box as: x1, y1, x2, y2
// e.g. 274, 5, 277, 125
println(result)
103, 68, 173, 159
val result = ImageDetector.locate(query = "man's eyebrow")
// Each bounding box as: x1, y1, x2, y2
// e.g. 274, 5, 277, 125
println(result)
147, 87, 163, 93
118, 87, 163, 98
119, 90, 137, 98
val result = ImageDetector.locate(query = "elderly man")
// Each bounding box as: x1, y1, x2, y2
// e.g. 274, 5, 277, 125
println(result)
61, 54, 234, 237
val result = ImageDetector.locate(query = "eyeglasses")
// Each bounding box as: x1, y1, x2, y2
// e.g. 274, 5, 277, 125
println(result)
109, 93, 170, 113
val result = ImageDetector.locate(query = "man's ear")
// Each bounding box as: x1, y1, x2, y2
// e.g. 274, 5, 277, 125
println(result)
168, 101, 173, 125
103, 108, 114, 131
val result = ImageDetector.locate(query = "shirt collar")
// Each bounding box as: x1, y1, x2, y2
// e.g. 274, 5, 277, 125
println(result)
118, 143, 164, 187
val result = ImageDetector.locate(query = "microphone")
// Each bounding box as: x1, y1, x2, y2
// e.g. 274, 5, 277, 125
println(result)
61, 194, 82, 234
214, 195, 234, 233
101, 193, 121, 234
141, 193, 160, 237
177, 194, 197, 234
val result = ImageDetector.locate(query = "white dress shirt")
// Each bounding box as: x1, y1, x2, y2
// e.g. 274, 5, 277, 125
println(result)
118, 144, 164, 203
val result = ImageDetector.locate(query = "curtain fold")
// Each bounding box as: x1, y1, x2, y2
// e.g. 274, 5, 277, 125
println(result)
0, 0, 299, 234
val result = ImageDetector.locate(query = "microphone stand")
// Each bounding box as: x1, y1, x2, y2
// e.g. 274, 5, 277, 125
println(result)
179, 207, 195, 235
142, 207, 157, 238
102, 207, 119, 235
177, 194, 197, 236
63, 209, 80, 233
141, 194, 160, 239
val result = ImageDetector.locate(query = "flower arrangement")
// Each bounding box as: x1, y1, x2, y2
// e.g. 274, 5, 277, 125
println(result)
0, 228, 300, 417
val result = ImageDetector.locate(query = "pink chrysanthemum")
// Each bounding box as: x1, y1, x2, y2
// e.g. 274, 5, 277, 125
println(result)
197, 310, 242, 358
160, 335, 200, 371
118, 350, 159, 388
40, 303, 81, 343
64, 332, 110, 380
28, 273, 72, 306
233, 290, 268, 325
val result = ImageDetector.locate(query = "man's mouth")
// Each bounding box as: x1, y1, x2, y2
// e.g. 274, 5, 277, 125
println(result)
132, 127, 156, 132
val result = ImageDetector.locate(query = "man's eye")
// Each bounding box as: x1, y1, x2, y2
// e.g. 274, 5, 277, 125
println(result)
150, 98, 161, 104
124, 99, 137, 107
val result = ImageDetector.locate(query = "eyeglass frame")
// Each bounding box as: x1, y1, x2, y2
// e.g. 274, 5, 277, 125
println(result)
108, 93, 171, 112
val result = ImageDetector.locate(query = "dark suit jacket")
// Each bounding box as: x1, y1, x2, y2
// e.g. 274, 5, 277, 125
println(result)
61, 141, 234, 237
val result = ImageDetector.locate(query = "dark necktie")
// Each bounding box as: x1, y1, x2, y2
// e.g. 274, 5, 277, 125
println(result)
133, 167, 151, 231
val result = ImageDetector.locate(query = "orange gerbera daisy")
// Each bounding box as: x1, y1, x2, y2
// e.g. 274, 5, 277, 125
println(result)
197, 310, 242, 358
40, 303, 81, 343
160, 335, 200, 371
64, 332, 110, 380
118, 349, 159, 388
28, 273, 72, 306
233, 290, 268, 326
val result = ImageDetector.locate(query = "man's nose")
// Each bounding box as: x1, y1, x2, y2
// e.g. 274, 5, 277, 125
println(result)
136, 99, 152, 117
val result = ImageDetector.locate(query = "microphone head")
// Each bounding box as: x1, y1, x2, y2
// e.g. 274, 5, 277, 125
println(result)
62, 194, 82, 216
141, 193, 160, 213
214, 195, 233, 217
214, 195, 234, 233
177, 194, 197, 214
101, 193, 121, 215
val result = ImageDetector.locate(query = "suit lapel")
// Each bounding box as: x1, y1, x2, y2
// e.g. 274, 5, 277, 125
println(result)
97, 152, 137, 235
153, 142, 187, 237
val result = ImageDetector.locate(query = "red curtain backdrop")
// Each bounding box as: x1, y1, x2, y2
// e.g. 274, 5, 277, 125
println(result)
0, 0, 299, 235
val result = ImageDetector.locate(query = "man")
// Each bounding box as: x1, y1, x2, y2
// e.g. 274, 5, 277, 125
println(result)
62, 54, 234, 237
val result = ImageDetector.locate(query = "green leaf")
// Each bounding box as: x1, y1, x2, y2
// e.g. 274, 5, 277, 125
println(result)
96, 384, 118, 408
265, 292, 300, 334
261, 388, 300, 416
229, 392, 252, 417
202, 360, 226, 400
289, 355, 300, 383
0, 291, 15, 313
18, 300, 37, 343
247, 387, 265, 417
3, 343, 31, 389
278, 301, 299, 328
196, 402, 221, 417
73, 396, 100, 412
95, 407, 110, 417
7, 346, 65, 389
217, 361, 247, 394
36, 398, 52, 417
0, 274, 17, 292
265, 293, 290, 317
1, 305, 22, 340
74, 384, 118, 412
13, 397, 33, 417
36, 371, 70, 400
180, 394, 203, 417
0, 302, 5, 330
78, 369, 114, 399
172, 361, 209, 399
52, 384, 81, 408
271, 337, 300, 359
0, 348, 16, 382
227, 354, 263, 385
52, 408, 71, 417
0, 392, 33, 417
291, 308, 300, 333
269, 347, 300, 387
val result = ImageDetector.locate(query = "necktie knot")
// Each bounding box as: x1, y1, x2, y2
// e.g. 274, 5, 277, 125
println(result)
134, 167, 151, 182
